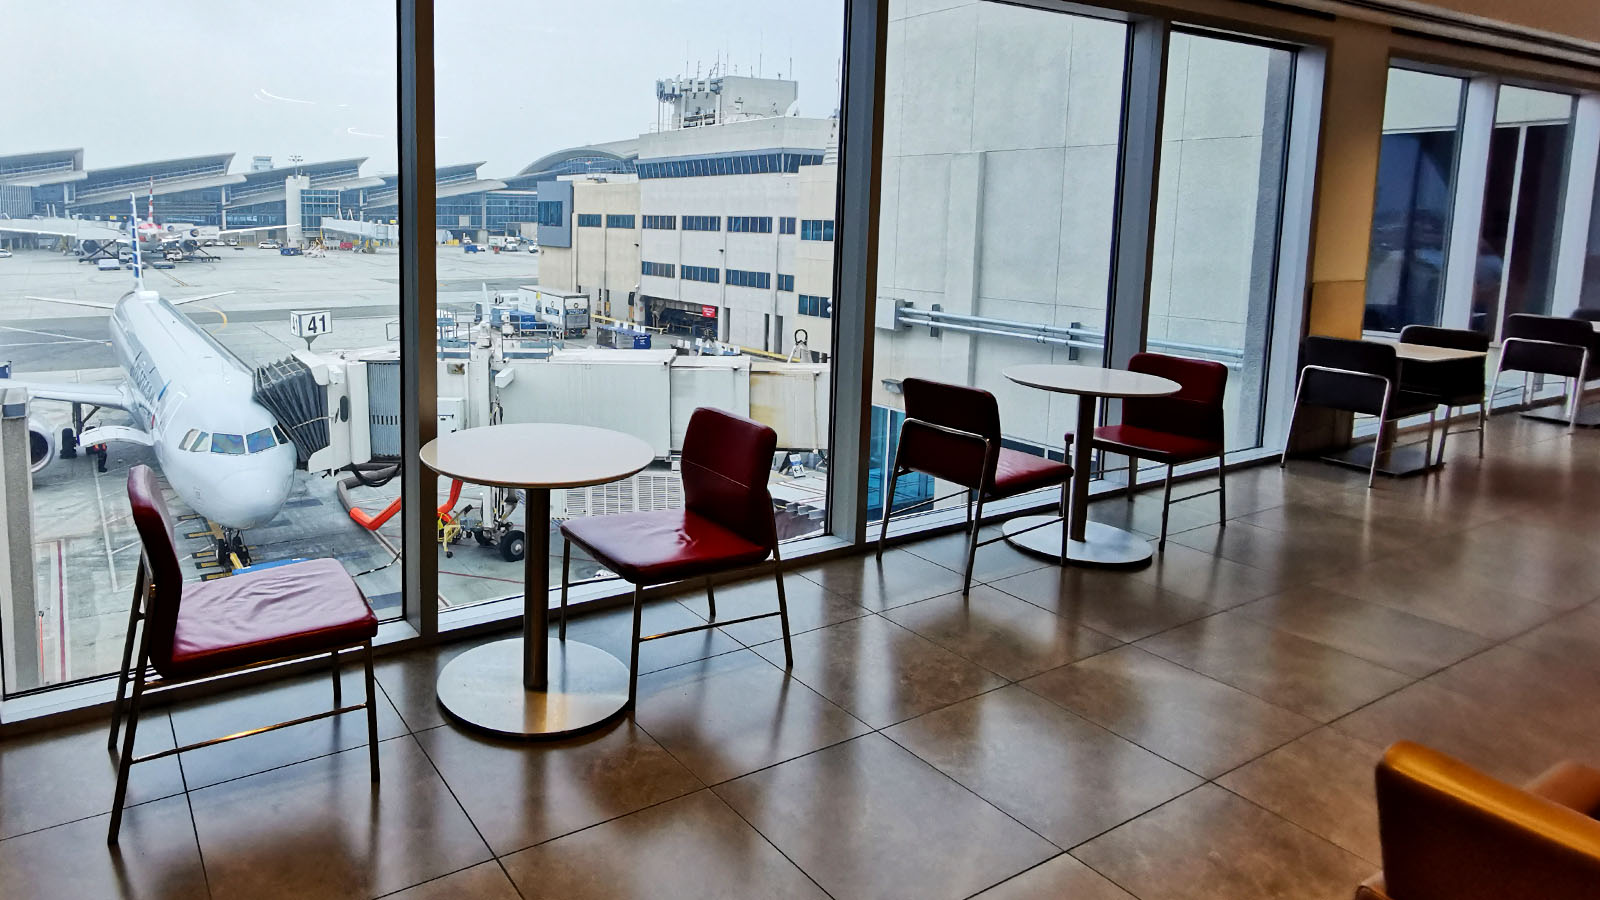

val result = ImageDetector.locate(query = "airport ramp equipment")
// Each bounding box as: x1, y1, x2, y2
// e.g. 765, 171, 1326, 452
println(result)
253, 357, 330, 467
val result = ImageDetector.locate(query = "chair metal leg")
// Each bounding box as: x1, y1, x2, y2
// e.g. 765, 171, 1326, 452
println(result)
363, 640, 379, 782
705, 578, 717, 621
108, 564, 146, 752
558, 538, 571, 641
1216, 454, 1227, 527
1572, 353, 1591, 429
772, 551, 793, 668
1159, 464, 1174, 552
1477, 403, 1486, 458
1436, 406, 1452, 466
1370, 384, 1394, 490
1424, 409, 1437, 470
330, 650, 342, 708
962, 495, 985, 597
107, 653, 149, 844
1126, 457, 1136, 502
628, 585, 644, 709
876, 462, 901, 560
1281, 370, 1308, 467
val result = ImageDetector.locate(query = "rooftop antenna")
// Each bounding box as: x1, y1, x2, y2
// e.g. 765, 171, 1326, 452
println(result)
127, 193, 144, 291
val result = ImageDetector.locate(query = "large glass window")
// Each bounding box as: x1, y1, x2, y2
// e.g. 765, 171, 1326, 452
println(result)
1148, 31, 1296, 451
433, 0, 842, 613
0, 3, 402, 694
1471, 85, 1575, 336
1579, 152, 1600, 310
870, 0, 1129, 524
1364, 68, 1466, 333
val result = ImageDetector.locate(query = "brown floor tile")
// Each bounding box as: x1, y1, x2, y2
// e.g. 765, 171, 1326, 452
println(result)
1168, 518, 1382, 587
560, 598, 744, 675
1322, 550, 1569, 641
1427, 642, 1600, 750
885, 685, 1200, 848
1137, 611, 1412, 722
1072, 784, 1372, 900
881, 585, 1120, 681
796, 548, 968, 611
1023, 645, 1316, 777
0, 714, 183, 841
900, 525, 1052, 585
502, 789, 827, 900
168, 665, 409, 790
1235, 584, 1489, 677
1510, 604, 1600, 677
675, 571, 869, 646
0, 795, 209, 900
634, 649, 869, 784
385, 862, 522, 899
990, 565, 1215, 642
1217, 727, 1386, 864
189, 736, 490, 900
1088, 483, 1224, 541
750, 614, 1006, 729
1331, 680, 1576, 784
373, 632, 500, 733
969, 853, 1136, 899
716, 733, 1057, 900
414, 718, 701, 856
1130, 539, 1289, 608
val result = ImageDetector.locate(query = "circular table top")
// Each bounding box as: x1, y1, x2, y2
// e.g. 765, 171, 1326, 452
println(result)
1003, 364, 1180, 399
421, 423, 654, 489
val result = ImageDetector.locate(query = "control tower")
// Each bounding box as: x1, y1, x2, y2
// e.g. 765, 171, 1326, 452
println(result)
654, 75, 798, 131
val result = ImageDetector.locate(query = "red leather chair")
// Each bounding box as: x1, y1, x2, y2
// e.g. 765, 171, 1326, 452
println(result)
1088, 352, 1227, 551
109, 465, 379, 844
558, 407, 792, 708
876, 378, 1072, 596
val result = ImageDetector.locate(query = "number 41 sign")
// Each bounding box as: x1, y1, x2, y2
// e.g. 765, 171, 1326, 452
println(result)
290, 310, 332, 350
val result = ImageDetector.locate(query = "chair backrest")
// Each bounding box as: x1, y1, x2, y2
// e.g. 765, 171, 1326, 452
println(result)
126, 465, 185, 673
1300, 336, 1400, 416
1571, 308, 1600, 323
1502, 314, 1592, 378
681, 407, 779, 553
1122, 352, 1228, 445
897, 378, 1002, 490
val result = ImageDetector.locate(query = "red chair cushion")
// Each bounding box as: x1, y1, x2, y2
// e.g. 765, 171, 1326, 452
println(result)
161, 558, 377, 679
1092, 424, 1223, 464
561, 509, 772, 586
989, 448, 1072, 499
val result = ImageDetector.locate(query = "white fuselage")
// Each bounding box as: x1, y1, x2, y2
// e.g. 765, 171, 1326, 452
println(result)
109, 290, 294, 529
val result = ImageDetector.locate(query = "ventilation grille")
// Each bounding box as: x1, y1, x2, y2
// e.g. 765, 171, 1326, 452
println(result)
564, 473, 683, 519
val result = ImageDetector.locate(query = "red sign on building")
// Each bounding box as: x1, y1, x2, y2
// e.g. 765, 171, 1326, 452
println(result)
700, 305, 718, 319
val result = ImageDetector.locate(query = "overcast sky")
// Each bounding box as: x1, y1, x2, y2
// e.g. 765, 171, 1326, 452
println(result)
3, 0, 844, 177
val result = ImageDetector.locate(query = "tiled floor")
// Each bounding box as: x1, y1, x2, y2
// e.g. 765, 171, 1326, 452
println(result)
6, 413, 1600, 899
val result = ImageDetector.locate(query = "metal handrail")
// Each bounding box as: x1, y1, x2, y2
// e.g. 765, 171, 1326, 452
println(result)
892, 303, 1246, 368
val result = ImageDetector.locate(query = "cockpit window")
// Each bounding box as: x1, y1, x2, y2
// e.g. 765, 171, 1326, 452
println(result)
183, 430, 210, 452
273, 424, 291, 445
179, 429, 200, 451
246, 428, 276, 453
210, 433, 245, 455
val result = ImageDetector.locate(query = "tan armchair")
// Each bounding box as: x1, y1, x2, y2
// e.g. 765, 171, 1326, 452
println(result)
1358, 741, 1600, 899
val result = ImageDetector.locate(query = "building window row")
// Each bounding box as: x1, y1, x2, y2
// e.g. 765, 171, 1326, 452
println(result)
643, 214, 677, 230
577, 213, 602, 227
777, 274, 795, 292
641, 261, 675, 278
779, 216, 796, 235
726, 269, 771, 289
800, 219, 835, 241
682, 265, 720, 283
682, 215, 721, 231
635, 151, 826, 180
727, 216, 773, 233
798, 294, 832, 318
605, 214, 636, 229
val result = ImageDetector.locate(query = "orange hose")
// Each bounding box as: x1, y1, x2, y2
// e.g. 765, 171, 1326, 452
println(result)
348, 479, 464, 530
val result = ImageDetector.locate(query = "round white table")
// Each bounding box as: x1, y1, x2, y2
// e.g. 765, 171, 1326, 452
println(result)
421, 423, 654, 739
1001, 365, 1181, 567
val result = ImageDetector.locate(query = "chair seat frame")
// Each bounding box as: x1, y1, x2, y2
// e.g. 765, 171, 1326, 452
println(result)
106, 554, 379, 844
1491, 336, 1591, 429
1281, 363, 1436, 488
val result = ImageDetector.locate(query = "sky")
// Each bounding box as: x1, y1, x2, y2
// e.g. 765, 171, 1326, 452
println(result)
3, 0, 845, 177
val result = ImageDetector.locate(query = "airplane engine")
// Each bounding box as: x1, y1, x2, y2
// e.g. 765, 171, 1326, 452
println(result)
180, 239, 200, 253
81, 239, 102, 256
28, 419, 55, 474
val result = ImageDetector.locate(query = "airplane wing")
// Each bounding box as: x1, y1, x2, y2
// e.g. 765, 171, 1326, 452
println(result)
78, 425, 154, 448
0, 378, 130, 410
169, 291, 235, 306
217, 224, 287, 236
24, 295, 117, 310
0, 219, 123, 242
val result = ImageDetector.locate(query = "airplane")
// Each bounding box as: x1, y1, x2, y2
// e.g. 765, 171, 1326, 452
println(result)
0, 195, 295, 566
0, 181, 284, 258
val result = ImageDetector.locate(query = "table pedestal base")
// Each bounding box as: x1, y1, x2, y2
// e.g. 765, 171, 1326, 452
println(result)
1322, 443, 1437, 477
1521, 405, 1600, 428
1002, 516, 1154, 568
437, 638, 630, 740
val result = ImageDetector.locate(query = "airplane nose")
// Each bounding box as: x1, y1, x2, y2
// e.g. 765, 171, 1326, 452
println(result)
207, 451, 294, 530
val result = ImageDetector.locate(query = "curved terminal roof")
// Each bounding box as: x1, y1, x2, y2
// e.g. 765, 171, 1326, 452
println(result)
0, 149, 86, 187
517, 139, 639, 177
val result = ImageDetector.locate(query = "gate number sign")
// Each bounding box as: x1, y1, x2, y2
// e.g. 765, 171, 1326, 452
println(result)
290, 310, 332, 338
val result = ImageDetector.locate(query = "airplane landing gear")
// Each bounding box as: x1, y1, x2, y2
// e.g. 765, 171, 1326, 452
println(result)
217, 529, 252, 569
